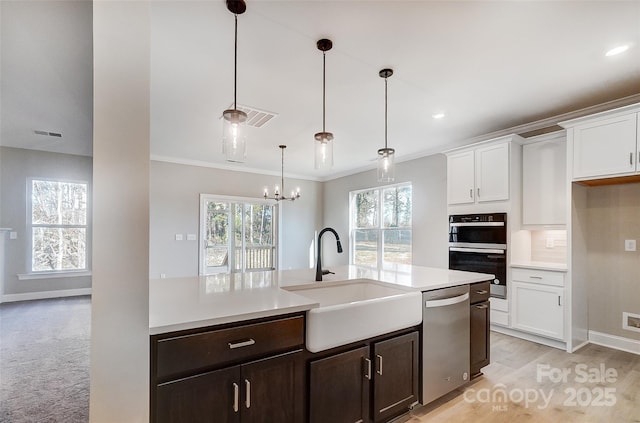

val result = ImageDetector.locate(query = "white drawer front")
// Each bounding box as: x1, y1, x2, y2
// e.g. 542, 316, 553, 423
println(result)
490, 309, 509, 326
512, 268, 564, 287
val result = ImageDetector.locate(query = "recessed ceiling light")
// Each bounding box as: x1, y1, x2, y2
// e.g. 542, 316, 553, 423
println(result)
605, 45, 630, 57
432, 113, 445, 119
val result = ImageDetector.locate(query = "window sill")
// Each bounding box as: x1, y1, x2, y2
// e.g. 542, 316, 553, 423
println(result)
17, 270, 92, 281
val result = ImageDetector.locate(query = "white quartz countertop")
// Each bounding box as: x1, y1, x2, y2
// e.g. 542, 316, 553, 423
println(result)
149, 265, 494, 334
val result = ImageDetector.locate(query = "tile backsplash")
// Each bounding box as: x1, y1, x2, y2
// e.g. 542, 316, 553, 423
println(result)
530, 230, 567, 263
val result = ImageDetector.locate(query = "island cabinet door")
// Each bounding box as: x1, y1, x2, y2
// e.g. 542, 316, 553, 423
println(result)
309, 346, 371, 423
241, 350, 304, 423
372, 332, 420, 423
156, 366, 241, 423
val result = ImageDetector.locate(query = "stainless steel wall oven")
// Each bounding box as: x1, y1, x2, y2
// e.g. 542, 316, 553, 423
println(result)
448, 213, 507, 298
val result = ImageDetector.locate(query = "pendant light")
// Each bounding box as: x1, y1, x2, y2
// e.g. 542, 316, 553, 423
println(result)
314, 39, 334, 170
377, 68, 395, 182
222, 0, 247, 163
263, 145, 301, 202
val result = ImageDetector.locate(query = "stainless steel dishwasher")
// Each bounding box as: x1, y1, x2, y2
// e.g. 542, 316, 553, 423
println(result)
422, 284, 470, 405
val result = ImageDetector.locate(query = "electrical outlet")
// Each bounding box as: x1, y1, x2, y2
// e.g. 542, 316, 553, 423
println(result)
624, 239, 636, 252
175, 234, 183, 241
9, 231, 17, 240
545, 238, 555, 249
186, 234, 197, 241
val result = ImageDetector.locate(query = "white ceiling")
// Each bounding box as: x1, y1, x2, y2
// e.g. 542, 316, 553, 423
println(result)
2, 1, 640, 181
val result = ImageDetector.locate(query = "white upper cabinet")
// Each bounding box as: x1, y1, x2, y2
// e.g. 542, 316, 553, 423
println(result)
561, 104, 640, 181
447, 150, 475, 204
522, 133, 566, 225
475, 143, 510, 202
447, 140, 510, 205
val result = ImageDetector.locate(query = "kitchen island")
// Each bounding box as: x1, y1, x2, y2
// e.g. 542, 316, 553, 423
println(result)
150, 265, 492, 334
149, 265, 494, 423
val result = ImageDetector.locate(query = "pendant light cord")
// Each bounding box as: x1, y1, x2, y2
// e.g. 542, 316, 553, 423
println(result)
234, 14, 238, 109
384, 76, 388, 149
322, 51, 326, 132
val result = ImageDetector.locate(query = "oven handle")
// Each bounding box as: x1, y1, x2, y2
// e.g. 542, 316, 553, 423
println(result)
450, 247, 505, 254
449, 222, 505, 227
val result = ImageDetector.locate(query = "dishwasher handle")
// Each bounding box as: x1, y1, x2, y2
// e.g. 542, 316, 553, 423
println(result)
425, 292, 469, 308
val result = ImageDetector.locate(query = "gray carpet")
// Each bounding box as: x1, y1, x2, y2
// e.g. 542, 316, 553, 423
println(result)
0, 296, 90, 422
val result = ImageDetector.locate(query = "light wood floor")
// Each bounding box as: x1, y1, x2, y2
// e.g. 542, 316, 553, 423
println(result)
397, 331, 640, 423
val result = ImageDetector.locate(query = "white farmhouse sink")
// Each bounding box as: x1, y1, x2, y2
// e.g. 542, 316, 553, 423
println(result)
284, 279, 422, 352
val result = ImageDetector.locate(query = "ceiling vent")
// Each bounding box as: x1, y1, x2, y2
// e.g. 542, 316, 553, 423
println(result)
34, 130, 62, 138
226, 104, 278, 128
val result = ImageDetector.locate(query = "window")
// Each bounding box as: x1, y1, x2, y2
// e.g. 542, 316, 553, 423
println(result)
350, 183, 412, 270
200, 195, 277, 274
29, 179, 88, 273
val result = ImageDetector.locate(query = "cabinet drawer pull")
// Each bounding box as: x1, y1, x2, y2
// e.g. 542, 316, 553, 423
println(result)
529, 276, 543, 279
245, 379, 251, 409
228, 338, 255, 349
376, 354, 383, 376
233, 382, 239, 412
364, 358, 372, 380
475, 304, 488, 309
475, 290, 488, 295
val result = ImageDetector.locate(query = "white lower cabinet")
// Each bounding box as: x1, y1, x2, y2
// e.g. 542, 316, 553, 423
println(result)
511, 281, 564, 341
489, 297, 509, 327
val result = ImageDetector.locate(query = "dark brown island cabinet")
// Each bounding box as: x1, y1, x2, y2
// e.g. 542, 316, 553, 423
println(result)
150, 314, 306, 423
469, 281, 491, 377
309, 331, 420, 423
150, 287, 489, 423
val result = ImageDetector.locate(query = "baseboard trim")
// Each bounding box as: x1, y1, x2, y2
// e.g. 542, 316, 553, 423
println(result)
490, 324, 567, 351
588, 330, 640, 356
1, 288, 92, 303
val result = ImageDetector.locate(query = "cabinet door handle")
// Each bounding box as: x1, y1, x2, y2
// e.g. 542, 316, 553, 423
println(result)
558, 296, 561, 306
631, 152, 634, 165
376, 354, 383, 376
233, 382, 239, 412
475, 304, 488, 309
228, 338, 255, 349
364, 358, 372, 380
469, 188, 473, 198
477, 187, 480, 197
475, 290, 488, 295
245, 379, 251, 409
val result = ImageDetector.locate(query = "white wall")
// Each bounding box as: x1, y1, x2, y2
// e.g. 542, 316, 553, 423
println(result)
0, 147, 92, 297
90, 2, 150, 421
322, 154, 448, 268
149, 160, 323, 278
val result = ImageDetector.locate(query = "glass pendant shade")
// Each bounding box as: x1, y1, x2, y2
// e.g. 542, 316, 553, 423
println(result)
314, 131, 334, 170
222, 108, 247, 163
377, 147, 395, 182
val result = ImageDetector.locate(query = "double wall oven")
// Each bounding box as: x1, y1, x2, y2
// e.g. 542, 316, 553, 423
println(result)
448, 213, 507, 299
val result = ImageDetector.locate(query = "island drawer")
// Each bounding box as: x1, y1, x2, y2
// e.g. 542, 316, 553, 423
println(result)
155, 315, 304, 380
470, 281, 491, 304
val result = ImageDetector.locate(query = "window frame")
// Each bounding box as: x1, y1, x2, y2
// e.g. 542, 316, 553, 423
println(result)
199, 194, 279, 275
349, 182, 412, 270
27, 177, 90, 275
